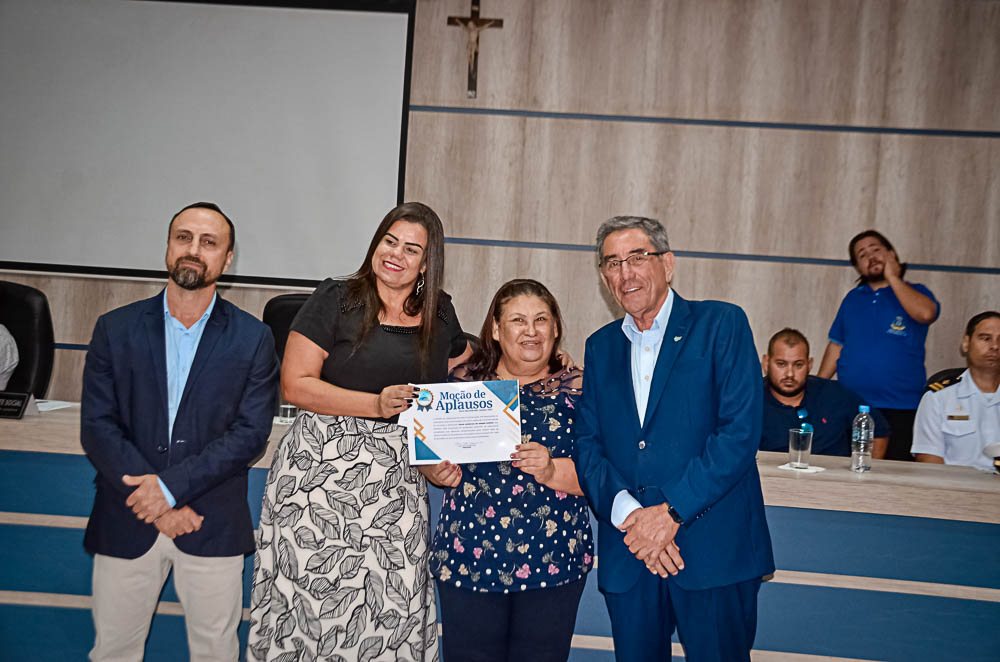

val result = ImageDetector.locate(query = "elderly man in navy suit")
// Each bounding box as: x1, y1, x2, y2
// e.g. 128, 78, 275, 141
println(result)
81, 202, 278, 661
576, 216, 774, 661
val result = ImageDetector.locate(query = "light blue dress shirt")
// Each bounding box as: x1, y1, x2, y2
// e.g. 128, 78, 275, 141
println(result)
610, 289, 674, 527
157, 291, 216, 507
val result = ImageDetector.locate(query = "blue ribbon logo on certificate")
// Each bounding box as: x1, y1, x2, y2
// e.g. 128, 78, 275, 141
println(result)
400, 380, 521, 465
415, 388, 434, 411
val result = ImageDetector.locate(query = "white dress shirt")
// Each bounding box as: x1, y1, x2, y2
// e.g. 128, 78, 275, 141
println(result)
611, 289, 674, 527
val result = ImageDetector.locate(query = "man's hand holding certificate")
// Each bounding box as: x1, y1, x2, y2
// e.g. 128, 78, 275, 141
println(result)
400, 380, 521, 465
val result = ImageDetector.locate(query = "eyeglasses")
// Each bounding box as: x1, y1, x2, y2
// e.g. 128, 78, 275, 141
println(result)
599, 251, 667, 273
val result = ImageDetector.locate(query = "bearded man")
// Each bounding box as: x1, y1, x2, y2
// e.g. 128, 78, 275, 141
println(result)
817, 230, 939, 461
761, 328, 889, 457
81, 202, 278, 661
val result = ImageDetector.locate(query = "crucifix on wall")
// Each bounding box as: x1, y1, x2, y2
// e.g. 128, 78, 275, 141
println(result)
447, 1, 503, 98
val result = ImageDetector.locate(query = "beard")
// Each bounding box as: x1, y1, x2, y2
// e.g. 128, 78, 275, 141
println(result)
169, 257, 213, 291
767, 375, 806, 399
860, 262, 885, 283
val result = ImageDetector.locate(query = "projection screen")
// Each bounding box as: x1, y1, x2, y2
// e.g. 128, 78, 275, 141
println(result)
0, 0, 411, 283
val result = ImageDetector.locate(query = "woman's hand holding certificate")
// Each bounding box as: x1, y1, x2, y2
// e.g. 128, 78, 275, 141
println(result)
399, 380, 521, 466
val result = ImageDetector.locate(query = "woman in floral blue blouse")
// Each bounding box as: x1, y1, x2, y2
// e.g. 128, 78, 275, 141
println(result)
424, 279, 594, 662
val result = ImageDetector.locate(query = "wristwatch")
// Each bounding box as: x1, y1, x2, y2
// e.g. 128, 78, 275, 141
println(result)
666, 503, 683, 525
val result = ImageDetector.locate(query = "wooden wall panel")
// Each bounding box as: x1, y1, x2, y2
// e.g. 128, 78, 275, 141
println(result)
2, 274, 164, 344
47, 350, 87, 403
443, 244, 613, 362
413, 0, 1000, 130
408, 0, 999, 408
0, 272, 307, 341
885, 0, 1000, 131
14, 259, 989, 402
8, 0, 998, 401
441, 245, 996, 383
407, 111, 999, 266
0, 271, 306, 401
677, 258, 991, 378
874, 135, 1000, 267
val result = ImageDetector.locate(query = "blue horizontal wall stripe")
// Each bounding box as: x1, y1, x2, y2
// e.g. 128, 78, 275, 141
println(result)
757, 582, 1000, 661
411, 104, 1000, 139
908, 262, 1000, 275
6, 511, 995, 611
0, 525, 91, 595
35, 243, 999, 359
0, 451, 94, 517
445, 237, 1000, 274
567, 650, 619, 662
446, 236, 597, 253
571, 572, 612, 638
0, 452, 266, 529
766, 505, 1000, 590
54, 342, 89, 351
5, 453, 997, 591
3, 575, 997, 661
0, 604, 254, 662
5, 454, 1000, 661
0, 523, 255, 608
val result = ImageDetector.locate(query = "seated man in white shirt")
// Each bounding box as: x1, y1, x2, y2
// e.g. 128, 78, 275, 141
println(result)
0, 324, 19, 390
911, 311, 1000, 471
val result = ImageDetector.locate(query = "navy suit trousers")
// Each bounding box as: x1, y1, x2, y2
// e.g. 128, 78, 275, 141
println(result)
603, 575, 761, 662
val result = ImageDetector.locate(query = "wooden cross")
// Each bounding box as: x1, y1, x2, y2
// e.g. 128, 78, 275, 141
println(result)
447, 1, 503, 99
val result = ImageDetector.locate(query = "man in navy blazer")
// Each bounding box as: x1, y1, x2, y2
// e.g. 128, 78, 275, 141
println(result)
576, 216, 774, 661
81, 202, 278, 661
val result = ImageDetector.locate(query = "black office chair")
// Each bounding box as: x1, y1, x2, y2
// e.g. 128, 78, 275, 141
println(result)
262, 293, 310, 415
262, 293, 310, 362
461, 331, 481, 354
0, 281, 55, 398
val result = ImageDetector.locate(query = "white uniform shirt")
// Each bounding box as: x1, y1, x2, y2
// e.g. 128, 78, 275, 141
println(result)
0, 324, 18, 390
911, 369, 1000, 472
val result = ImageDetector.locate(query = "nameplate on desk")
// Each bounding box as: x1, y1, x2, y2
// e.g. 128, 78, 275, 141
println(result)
0, 392, 39, 419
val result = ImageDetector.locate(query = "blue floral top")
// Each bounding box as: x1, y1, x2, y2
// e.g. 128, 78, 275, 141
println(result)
429, 367, 594, 592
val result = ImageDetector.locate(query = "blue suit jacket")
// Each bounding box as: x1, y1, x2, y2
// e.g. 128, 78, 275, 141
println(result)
81, 292, 278, 559
576, 294, 774, 592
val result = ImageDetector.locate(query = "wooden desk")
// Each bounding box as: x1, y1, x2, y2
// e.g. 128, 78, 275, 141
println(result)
2, 411, 999, 661
756, 450, 1000, 524
6, 411, 996, 522
0, 407, 290, 468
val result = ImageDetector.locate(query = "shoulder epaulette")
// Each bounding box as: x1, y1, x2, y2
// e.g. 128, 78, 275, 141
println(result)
926, 373, 963, 393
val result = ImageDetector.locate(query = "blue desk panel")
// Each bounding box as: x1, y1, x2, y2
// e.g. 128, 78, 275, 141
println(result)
2, 450, 998, 661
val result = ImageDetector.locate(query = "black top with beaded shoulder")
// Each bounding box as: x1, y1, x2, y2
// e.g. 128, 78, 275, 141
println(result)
290, 278, 466, 392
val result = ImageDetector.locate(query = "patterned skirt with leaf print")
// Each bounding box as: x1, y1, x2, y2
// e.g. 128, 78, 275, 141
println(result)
247, 412, 439, 662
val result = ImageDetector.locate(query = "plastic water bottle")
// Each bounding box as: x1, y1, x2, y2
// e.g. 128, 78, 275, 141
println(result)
797, 409, 814, 435
851, 405, 874, 472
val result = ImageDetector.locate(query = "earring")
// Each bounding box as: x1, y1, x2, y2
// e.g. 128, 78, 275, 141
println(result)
415, 273, 425, 297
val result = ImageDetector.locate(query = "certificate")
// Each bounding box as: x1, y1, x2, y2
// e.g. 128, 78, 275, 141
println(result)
400, 380, 521, 465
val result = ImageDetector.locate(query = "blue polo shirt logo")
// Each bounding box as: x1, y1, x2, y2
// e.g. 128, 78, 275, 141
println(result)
887, 316, 908, 336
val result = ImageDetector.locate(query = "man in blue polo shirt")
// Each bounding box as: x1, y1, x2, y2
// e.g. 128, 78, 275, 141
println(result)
761, 328, 889, 456
817, 230, 939, 461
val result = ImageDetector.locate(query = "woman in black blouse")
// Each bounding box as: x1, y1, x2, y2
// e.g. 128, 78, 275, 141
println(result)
427, 279, 594, 662
248, 202, 471, 662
